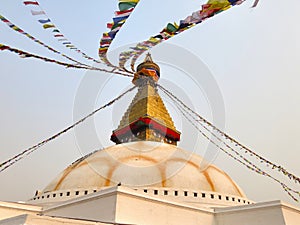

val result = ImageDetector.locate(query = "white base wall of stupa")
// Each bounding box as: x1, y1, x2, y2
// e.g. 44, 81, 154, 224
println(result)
1, 186, 300, 225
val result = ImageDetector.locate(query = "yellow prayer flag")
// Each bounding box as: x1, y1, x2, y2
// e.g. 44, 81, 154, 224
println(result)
43, 24, 55, 29
149, 37, 161, 43
206, 0, 231, 10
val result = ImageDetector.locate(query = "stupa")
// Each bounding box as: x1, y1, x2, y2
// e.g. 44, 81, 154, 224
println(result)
0, 54, 299, 225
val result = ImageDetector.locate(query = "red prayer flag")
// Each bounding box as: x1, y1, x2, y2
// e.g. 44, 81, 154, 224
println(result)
107, 23, 113, 29
0, 45, 10, 51
23, 1, 39, 5
115, 8, 134, 16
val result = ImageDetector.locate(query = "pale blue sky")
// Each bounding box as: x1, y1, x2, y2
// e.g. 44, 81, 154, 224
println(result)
0, 0, 300, 207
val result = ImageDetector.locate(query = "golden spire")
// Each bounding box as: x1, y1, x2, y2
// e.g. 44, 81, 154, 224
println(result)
111, 53, 181, 145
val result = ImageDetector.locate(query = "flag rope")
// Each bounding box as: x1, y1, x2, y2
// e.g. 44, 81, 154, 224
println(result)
0, 85, 137, 172
98, 0, 140, 69
0, 14, 134, 77
157, 83, 300, 202
23, 0, 103, 65
0, 44, 133, 77
118, 0, 260, 71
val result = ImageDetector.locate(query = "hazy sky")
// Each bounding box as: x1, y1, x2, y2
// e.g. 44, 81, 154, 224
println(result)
1, 0, 300, 207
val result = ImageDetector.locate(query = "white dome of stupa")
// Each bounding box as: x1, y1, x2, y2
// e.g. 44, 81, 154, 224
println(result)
29, 142, 253, 207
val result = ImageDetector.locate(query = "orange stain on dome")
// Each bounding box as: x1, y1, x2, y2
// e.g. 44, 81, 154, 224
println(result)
47, 144, 245, 198
53, 157, 113, 191
210, 165, 244, 197
104, 155, 167, 187
203, 170, 215, 192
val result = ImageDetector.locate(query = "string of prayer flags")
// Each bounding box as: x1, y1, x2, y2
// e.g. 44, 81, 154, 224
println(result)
119, 37, 162, 69
0, 44, 88, 69
166, 80, 300, 184
0, 14, 87, 66
98, 0, 140, 68
118, 0, 259, 71
0, 85, 137, 172
0, 44, 134, 78
158, 84, 300, 202
157, 84, 300, 201
23, 0, 102, 64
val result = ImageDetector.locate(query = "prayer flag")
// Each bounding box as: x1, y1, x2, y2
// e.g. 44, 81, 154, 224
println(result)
200, 0, 231, 19
118, 0, 139, 3
99, 47, 108, 54
113, 15, 129, 24
18, 29, 25, 34
100, 43, 111, 48
191, 11, 202, 22
107, 23, 114, 29
228, 0, 243, 4
12, 26, 21, 31
108, 30, 118, 39
166, 23, 179, 33
114, 9, 133, 17
148, 37, 161, 44
206, 0, 231, 11
38, 19, 51, 24
115, 8, 134, 16
19, 54, 31, 58
118, 2, 137, 11
102, 35, 112, 41
43, 24, 55, 29
100, 39, 112, 45
111, 26, 121, 33
0, 44, 9, 51
112, 21, 126, 30
31, 10, 45, 15
23, 1, 39, 5
0, 16, 9, 23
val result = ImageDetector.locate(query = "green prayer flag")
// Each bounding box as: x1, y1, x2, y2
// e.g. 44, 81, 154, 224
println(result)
118, 2, 137, 11
166, 23, 178, 33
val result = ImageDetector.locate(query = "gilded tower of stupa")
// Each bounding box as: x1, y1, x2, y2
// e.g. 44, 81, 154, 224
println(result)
111, 53, 181, 145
